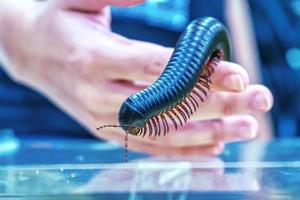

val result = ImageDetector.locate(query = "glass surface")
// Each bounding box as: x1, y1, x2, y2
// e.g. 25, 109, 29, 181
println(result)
0, 129, 300, 199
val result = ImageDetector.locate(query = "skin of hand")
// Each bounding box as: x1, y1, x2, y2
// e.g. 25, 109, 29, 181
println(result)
0, 0, 273, 155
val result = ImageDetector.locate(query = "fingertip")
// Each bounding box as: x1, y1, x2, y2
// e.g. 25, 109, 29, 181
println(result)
222, 73, 246, 92
259, 85, 274, 111
219, 61, 250, 86
250, 85, 274, 112
239, 115, 259, 139
212, 61, 250, 92
221, 115, 259, 142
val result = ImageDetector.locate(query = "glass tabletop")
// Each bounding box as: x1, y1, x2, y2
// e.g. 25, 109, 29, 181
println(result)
0, 129, 300, 199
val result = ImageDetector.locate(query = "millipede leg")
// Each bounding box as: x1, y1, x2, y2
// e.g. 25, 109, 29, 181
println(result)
147, 121, 153, 137
161, 114, 169, 136
187, 95, 197, 112
198, 79, 210, 90
192, 90, 204, 102
215, 53, 221, 59
175, 106, 188, 124
203, 64, 214, 76
206, 63, 215, 73
203, 67, 212, 77
188, 95, 199, 108
182, 99, 193, 115
166, 111, 178, 130
151, 118, 158, 137
170, 109, 184, 127
200, 74, 212, 84
158, 115, 166, 136
154, 116, 162, 136
209, 60, 218, 68
178, 102, 190, 119
141, 123, 147, 137
195, 84, 208, 97
199, 75, 210, 83
137, 128, 143, 136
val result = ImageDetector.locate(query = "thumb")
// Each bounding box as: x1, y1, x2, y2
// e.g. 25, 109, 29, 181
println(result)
52, 0, 144, 12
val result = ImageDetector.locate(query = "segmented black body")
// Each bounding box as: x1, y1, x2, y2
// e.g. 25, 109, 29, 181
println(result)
100, 17, 231, 137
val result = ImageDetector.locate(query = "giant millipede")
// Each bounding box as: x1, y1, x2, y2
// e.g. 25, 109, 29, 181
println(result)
97, 17, 231, 146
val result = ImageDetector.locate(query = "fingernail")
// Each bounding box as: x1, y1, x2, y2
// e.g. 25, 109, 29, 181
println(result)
223, 74, 245, 91
252, 94, 271, 111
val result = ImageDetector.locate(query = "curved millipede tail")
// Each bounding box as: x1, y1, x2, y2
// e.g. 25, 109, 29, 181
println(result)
98, 17, 231, 138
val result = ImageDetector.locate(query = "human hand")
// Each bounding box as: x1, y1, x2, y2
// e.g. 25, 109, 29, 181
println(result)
0, 0, 273, 155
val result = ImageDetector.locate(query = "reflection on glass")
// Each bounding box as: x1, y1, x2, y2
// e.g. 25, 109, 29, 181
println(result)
82, 156, 259, 193
112, 0, 190, 31
0, 156, 260, 197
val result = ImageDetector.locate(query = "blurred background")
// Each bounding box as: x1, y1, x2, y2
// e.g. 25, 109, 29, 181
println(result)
0, 0, 300, 139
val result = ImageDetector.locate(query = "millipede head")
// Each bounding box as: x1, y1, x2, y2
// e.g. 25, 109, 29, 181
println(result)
125, 126, 141, 136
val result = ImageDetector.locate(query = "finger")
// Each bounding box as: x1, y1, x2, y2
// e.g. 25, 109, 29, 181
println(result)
163, 115, 258, 147
92, 126, 224, 156
210, 61, 249, 92
84, 80, 271, 127
191, 84, 273, 120
88, 81, 272, 121
130, 141, 225, 156
52, 0, 144, 12
100, 82, 273, 120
